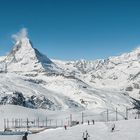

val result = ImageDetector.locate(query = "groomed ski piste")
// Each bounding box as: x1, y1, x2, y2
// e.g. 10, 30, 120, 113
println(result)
0, 118, 140, 140
0, 105, 139, 140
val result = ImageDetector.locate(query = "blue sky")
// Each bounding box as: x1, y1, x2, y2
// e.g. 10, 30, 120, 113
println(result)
0, 0, 140, 60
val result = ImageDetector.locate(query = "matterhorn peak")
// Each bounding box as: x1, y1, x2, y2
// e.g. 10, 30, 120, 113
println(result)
4, 28, 57, 73
11, 28, 33, 52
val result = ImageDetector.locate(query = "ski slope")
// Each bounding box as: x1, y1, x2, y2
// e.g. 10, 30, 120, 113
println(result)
0, 119, 140, 140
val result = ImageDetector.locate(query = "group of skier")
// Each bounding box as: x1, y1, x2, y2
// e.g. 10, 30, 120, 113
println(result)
22, 131, 90, 140
88, 120, 95, 125
21, 121, 115, 140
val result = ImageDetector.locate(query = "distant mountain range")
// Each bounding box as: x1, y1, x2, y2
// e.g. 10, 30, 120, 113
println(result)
0, 30, 140, 112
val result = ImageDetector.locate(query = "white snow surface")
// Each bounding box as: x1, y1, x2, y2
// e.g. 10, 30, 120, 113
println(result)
0, 118, 140, 140
0, 105, 139, 140
0, 72, 134, 111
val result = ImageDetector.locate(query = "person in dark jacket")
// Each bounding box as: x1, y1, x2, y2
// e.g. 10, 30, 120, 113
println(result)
82, 130, 90, 140
64, 125, 67, 130
111, 124, 115, 132
88, 120, 90, 125
92, 120, 95, 125
22, 132, 28, 140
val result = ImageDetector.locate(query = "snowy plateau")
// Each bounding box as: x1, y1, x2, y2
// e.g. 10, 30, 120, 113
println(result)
0, 30, 140, 139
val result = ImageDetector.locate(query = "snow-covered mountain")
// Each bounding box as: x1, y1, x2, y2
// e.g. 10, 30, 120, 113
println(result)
0, 29, 140, 113
3, 36, 61, 74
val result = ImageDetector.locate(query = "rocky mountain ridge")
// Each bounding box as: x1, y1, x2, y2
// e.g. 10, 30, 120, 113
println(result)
0, 29, 140, 112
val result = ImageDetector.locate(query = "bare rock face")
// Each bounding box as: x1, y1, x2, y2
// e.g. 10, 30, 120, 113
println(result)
0, 92, 25, 106
0, 92, 59, 110
125, 86, 133, 91
133, 83, 140, 89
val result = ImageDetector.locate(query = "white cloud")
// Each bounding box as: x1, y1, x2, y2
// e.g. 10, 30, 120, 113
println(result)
12, 28, 28, 42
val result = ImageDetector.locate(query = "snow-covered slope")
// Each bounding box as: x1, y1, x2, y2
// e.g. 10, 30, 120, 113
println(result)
1, 117, 140, 140
54, 47, 140, 100
0, 29, 140, 113
0, 72, 135, 112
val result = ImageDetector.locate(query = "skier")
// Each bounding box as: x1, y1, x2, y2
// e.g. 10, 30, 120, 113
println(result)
92, 120, 94, 125
22, 132, 28, 140
64, 125, 67, 130
88, 120, 90, 125
82, 130, 90, 140
111, 123, 115, 132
